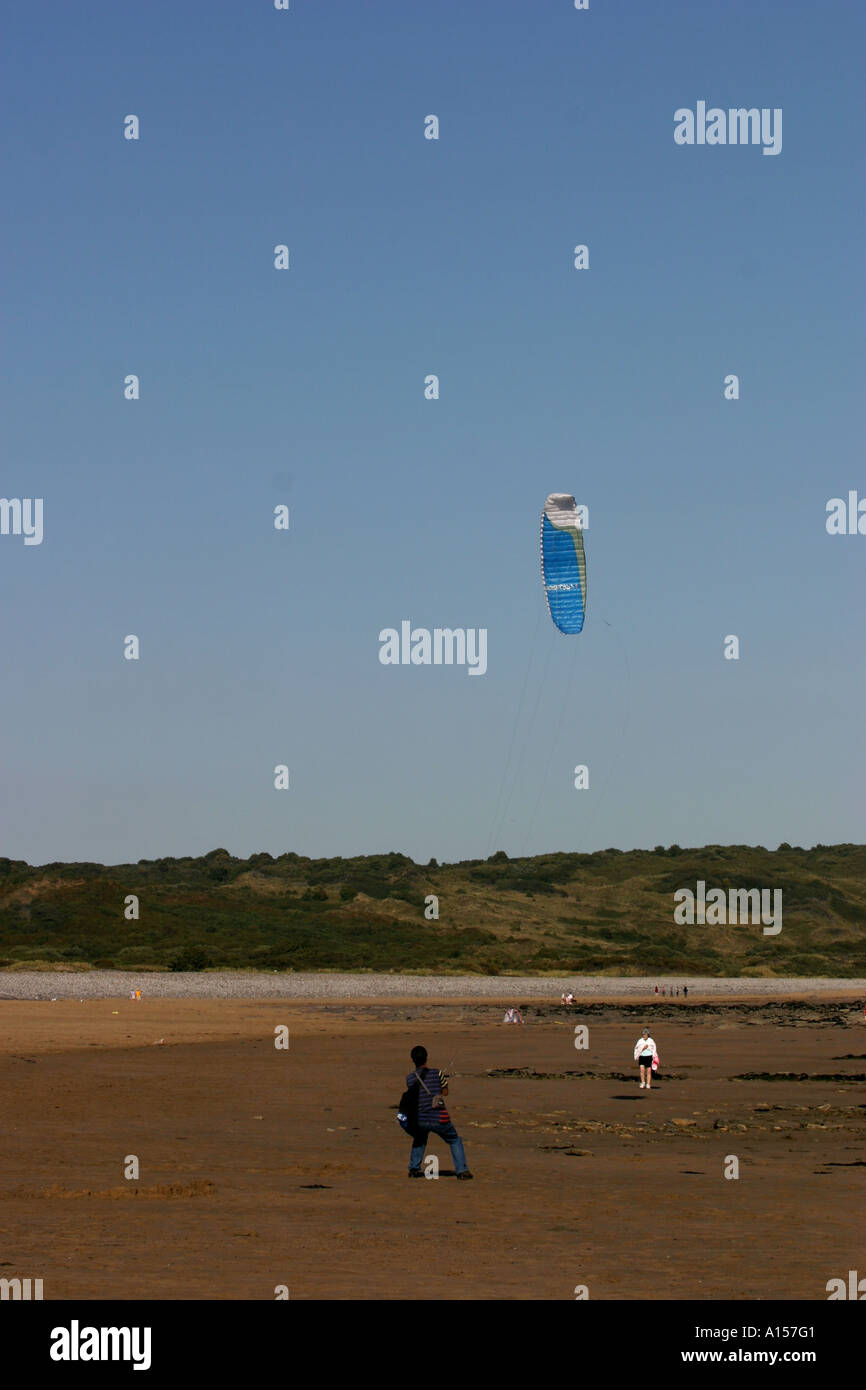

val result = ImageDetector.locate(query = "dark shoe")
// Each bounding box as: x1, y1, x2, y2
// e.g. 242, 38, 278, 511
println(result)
408, 1170, 423, 1178
456, 1171, 474, 1180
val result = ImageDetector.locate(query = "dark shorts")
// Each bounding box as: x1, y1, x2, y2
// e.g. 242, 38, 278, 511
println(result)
638, 1056, 653, 1067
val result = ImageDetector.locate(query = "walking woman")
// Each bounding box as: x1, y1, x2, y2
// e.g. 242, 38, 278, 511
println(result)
633, 1027, 658, 1089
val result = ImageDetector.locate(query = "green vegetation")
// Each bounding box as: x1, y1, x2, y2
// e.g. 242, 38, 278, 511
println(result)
0, 844, 863, 975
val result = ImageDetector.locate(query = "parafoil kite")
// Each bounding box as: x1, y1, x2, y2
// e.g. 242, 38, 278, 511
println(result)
540, 493, 587, 634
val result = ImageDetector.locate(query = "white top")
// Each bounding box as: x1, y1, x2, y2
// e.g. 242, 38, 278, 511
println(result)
544, 494, 583, 530
634, 1036, 656, 1059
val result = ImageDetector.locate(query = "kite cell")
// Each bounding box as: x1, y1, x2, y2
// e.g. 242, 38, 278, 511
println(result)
540, 493, 587, 634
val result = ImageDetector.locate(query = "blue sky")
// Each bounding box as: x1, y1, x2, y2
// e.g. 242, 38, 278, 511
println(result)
1, 0, 863, 866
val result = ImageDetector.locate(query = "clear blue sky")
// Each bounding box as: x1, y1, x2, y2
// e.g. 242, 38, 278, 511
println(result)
1, 0, 863, 866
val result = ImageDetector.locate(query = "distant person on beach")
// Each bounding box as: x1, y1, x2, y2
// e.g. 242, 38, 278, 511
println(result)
560, 992, 575, 1006
404, 1045, 473, 1180
634, 1028, 657, 1089
503, 1007, 524, 1024
683, 986, 688, 998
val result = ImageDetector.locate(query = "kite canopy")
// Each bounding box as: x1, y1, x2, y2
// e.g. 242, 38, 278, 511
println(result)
540, 493, 587, 634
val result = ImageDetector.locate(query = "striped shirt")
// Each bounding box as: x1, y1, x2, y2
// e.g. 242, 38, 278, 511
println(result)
406, 1067, 450, 1126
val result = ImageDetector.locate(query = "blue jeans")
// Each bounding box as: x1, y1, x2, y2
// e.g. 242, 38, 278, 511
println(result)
409, 1121, 468, 1175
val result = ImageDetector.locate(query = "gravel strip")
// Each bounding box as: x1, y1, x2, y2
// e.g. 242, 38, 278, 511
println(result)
0, 972, 862, 1002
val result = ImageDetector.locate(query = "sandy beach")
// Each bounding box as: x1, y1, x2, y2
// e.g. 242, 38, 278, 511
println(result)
0, 980, 863, 1300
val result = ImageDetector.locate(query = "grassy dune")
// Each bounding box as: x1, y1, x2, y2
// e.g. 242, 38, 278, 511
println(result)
0, 843, 864, 976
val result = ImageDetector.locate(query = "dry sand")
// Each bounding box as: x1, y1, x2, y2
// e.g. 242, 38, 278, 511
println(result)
0, 983, 863, 1300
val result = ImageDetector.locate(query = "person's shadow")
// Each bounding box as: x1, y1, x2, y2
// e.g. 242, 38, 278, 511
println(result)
611, 1082, 663, 1098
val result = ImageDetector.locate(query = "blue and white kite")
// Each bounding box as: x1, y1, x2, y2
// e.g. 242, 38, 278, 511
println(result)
540, 493, 587, 634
